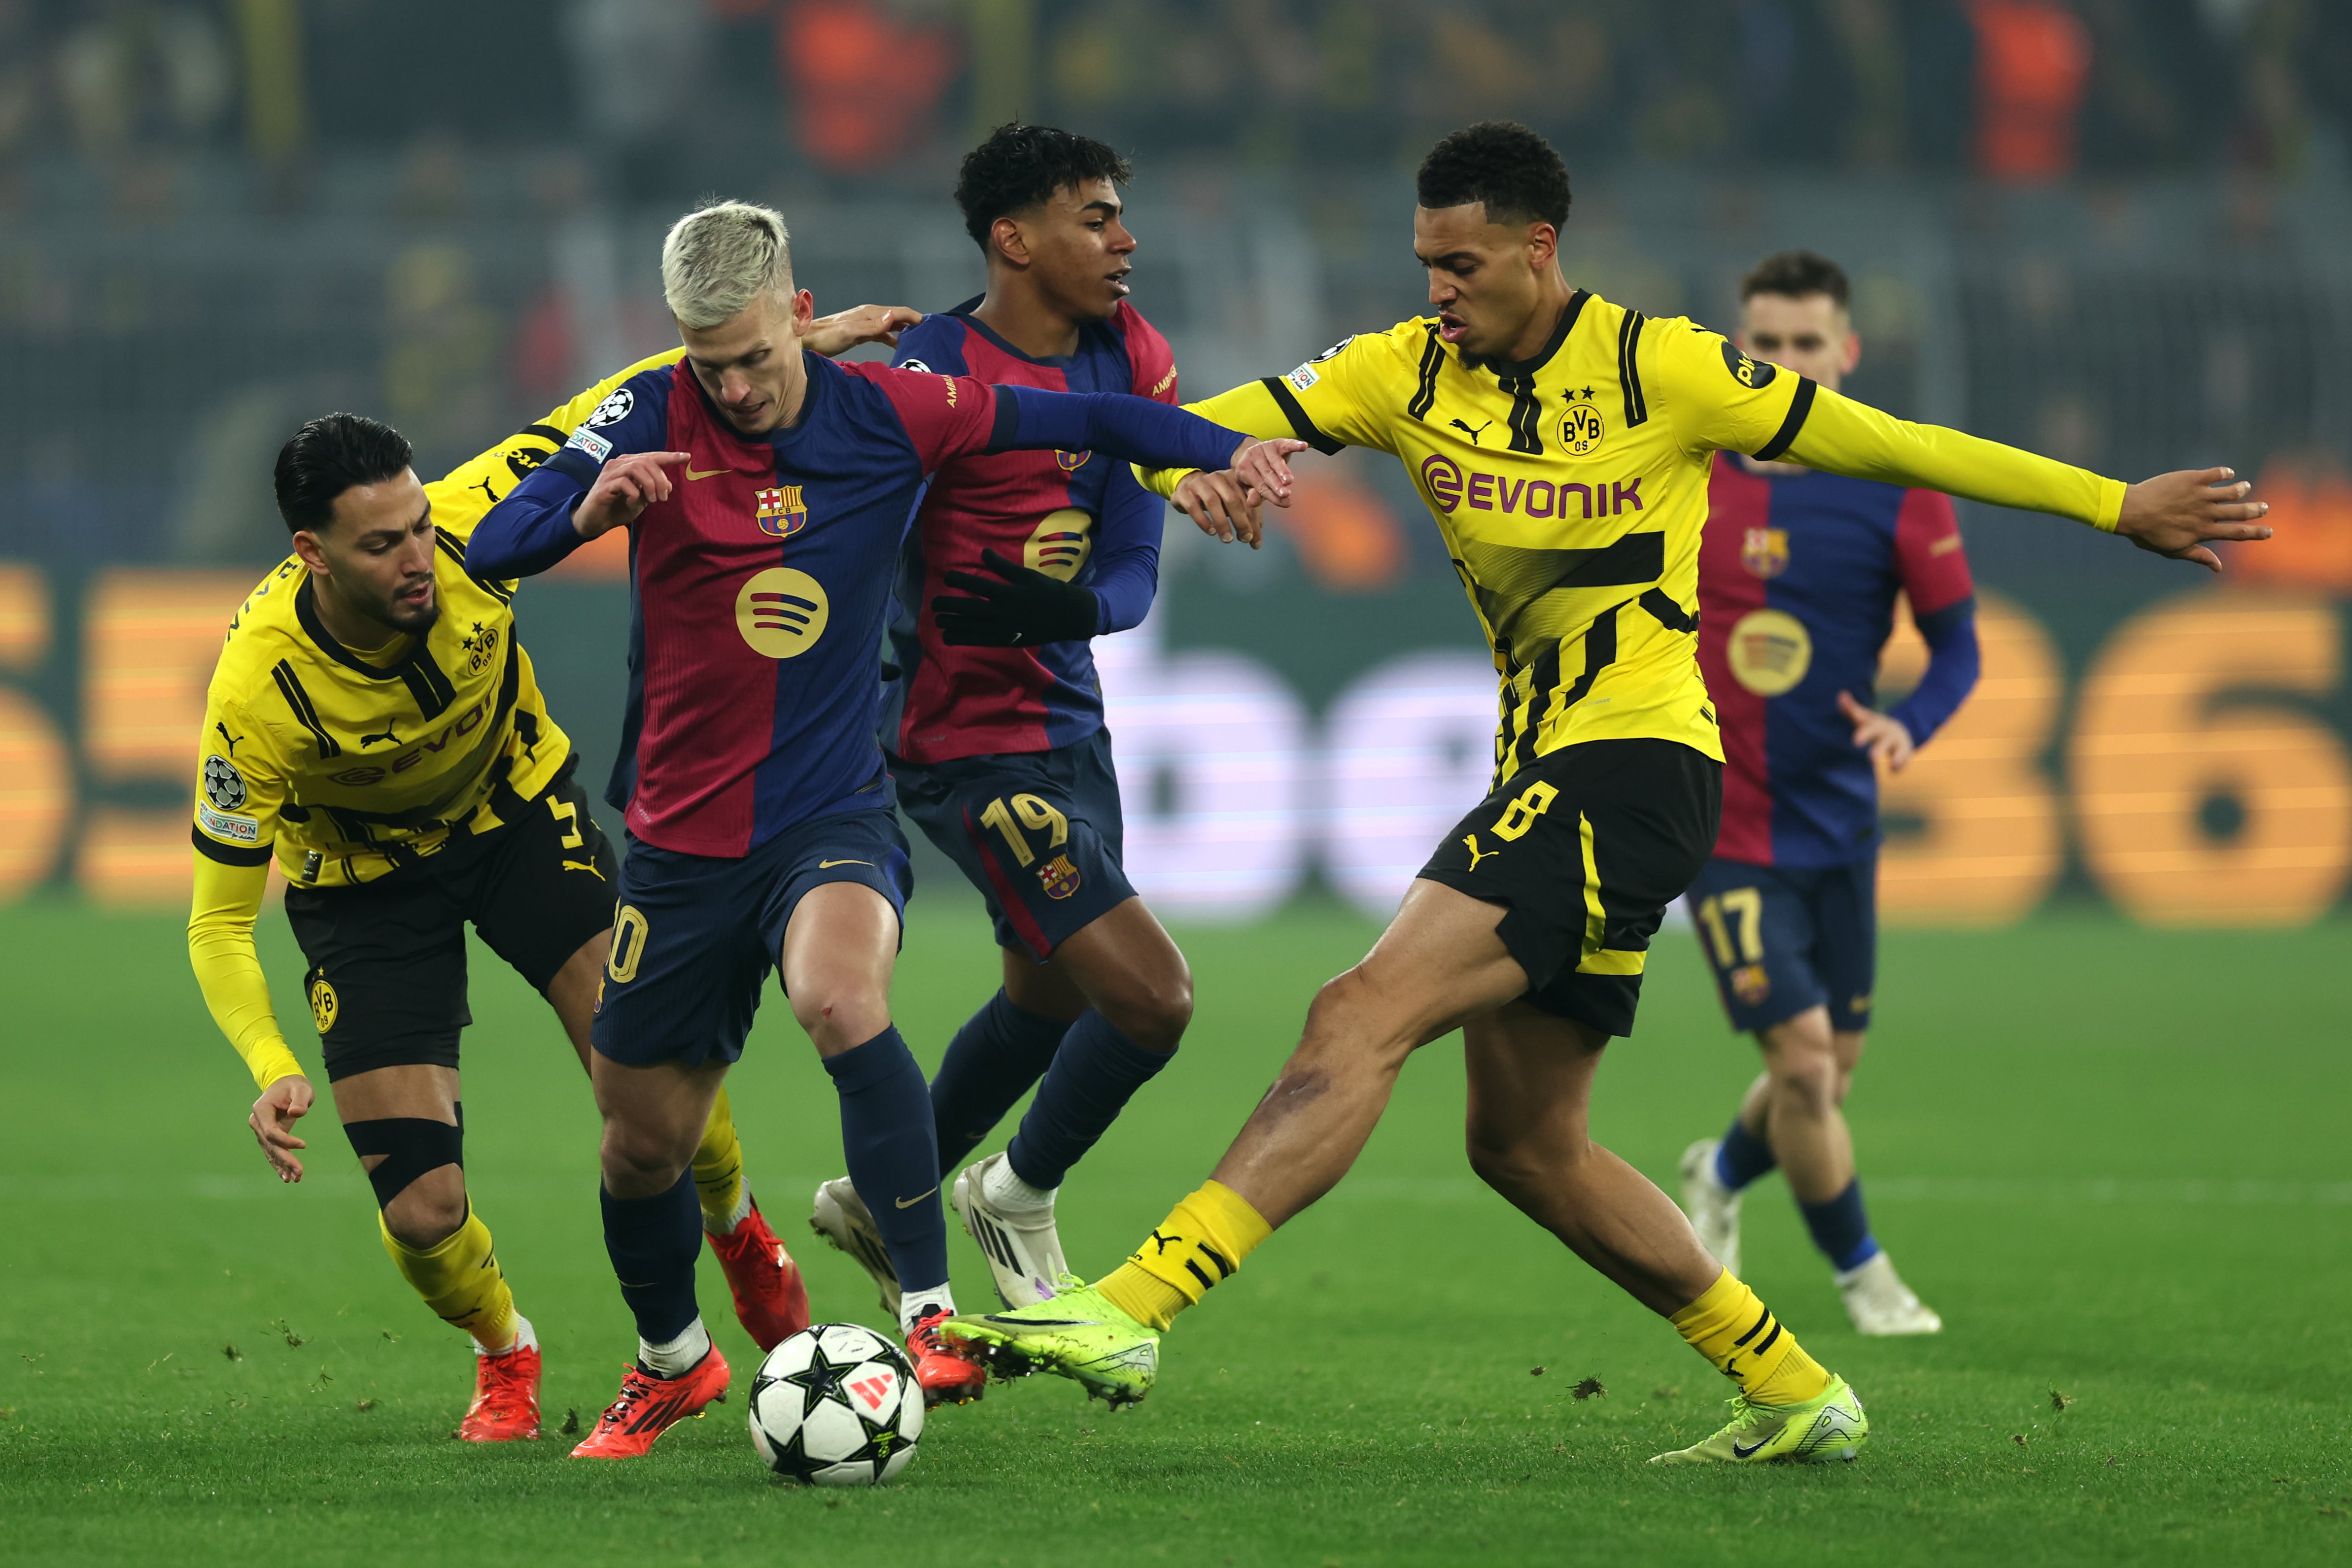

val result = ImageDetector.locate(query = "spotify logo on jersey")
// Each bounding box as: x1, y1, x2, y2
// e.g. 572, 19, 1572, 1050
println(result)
1025, 508, 1094, 580
1726, 608, 1812, 696
735, 568, 829, 658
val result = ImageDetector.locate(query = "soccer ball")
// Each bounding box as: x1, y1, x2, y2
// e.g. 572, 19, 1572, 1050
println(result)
746, 1323, 925, 1486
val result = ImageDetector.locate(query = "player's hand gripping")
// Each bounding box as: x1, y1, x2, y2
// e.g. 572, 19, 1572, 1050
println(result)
803, 304, 923, 357
250, 1073, 314, 1183
1838, 692, 1916, 773
2116, 467, 2271, 572
572, 451, 689, 541
1172, 469, 1269, 548
934, 547, 1100, 647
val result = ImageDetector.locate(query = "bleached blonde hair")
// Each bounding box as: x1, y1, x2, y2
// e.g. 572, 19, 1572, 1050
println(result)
660, 200, 794, 329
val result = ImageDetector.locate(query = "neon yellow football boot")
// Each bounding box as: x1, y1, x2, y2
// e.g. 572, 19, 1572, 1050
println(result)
1649, 1374, 1869, 1465
940, 1277, 1159, 1409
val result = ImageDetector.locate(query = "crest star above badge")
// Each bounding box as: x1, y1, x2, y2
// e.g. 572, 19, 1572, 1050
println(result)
756, 485, 809, 539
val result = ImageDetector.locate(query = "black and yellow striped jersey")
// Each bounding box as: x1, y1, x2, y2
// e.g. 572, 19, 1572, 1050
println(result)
190, 350, 684, 890
1143, 293, 2121, 787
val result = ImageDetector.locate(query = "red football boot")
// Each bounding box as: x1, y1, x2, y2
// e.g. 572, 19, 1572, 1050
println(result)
907, 1309, 987, 1407
455, 1341, 542, 1442
706, 1198, 811, 1353
568, 1346, 731, 1460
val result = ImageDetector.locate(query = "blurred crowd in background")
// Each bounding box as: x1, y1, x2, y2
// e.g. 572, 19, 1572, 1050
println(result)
1, 1, 2350, 193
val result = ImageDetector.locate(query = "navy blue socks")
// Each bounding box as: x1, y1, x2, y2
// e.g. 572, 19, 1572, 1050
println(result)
825, 1025, 949, 1293
600, 1167, 701, 1346
929, 989, 1068, 1176
1799, 1179, 1881, 1272
1006, 1011, 1173, 1192
1713, 1117, 1778, 1191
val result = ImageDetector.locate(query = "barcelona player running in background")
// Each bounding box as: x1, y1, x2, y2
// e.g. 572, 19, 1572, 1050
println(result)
945, 122, 2270, 1465
1677, 251, 1973, 1336
468, 200, 1298, 1456
811, 123, 1264, 1313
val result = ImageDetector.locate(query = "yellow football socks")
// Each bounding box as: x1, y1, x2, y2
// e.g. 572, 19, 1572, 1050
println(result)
1670, 1268, 1833, 1407
378, 1206, 517, 1353
1098, 1181, 1273, 1331
693, 1087, 749, 1233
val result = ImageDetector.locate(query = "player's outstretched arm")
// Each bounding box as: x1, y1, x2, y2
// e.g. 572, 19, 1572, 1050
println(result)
989, 384, 1307, 504
466, 449, 689, 578
1780, 388, 2270, 570
804, 304, 923, 357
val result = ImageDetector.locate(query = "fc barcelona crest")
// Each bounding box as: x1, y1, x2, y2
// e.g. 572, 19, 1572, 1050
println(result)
756, 485, 808, 539
1055, 449, 1090, 472
1730, 963, 1771, 1007
1037, 853, 1082, 900
1741, 526, 1789, 579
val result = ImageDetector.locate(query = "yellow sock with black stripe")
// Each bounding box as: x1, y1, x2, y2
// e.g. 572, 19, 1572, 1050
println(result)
378, 1207, 517, 1353
1670, 1268, 1833, 1407
693, 1087, 751, 1234
1097, 1181, 1273, 1331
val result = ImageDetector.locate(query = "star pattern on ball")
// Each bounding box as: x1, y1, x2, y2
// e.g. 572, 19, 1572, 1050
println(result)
779, 1335, 866, 1415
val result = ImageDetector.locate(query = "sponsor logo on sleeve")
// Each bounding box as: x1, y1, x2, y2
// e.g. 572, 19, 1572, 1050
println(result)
202, 754, 248, 811
1284, 364, 1321, 392
1721, 341, 1777, 389
198, 802, 261, 843
585, 387, 635, 427
564, 427, 614, 461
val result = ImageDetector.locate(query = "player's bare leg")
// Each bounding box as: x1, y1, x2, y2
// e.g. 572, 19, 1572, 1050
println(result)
1461, 1005, 1722, 1315
787, 883, 984, 1403
550, 930, 806, 1348
949, 880, 1858, 1446
950, 897, 1193, 1305
331, 1061, 540, 1440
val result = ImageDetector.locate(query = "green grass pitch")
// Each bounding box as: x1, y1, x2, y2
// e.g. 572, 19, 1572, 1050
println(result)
2, 897, 2347, 1566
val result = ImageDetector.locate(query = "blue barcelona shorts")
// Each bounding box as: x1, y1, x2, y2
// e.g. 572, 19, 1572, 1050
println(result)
590, 808, 913, 1069
890, 727, 1136, 961
1685, 854, 1877, 1036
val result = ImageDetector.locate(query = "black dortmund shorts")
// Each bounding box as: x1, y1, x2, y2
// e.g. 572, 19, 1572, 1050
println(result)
1418, 739, 1721, 1038
283, 757, 619, 1080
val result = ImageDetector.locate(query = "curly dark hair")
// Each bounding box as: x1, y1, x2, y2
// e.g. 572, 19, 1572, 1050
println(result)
1415, 121, 1572, 230
1740, 249, 1851, 308
955, 121, 1134, 251
274, 412, 413, 534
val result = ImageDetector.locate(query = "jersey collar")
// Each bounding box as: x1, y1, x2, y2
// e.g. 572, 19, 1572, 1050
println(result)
294, 575, 462, 718
296, 574, 414, 679
1462, 289, 1590, 380
950, 295, 1097, 371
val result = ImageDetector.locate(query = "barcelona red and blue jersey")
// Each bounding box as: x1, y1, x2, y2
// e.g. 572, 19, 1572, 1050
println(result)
468, 351, 1246, 858
884, 299, 1179, 764
1699, 452, 1979, 869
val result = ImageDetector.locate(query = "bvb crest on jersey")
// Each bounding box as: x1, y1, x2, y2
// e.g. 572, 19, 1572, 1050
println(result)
1037, 854, 1082, 900
756, 485, 808, 539
1741, 526, 1790, 579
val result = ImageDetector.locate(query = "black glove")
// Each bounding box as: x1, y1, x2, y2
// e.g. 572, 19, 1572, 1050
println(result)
932, 547, 1100, 648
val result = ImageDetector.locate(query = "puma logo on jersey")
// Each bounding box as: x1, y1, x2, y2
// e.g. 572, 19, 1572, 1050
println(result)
1462, 833, 1499, 871
360, 721, 399, 748
1450, 417, 1491, 443
215, 721, 242, 755
562, 859, 606, 879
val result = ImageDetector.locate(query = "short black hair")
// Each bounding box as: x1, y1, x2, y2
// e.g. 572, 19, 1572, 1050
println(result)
274, 413, 414, 534
1740, 250, 1851, 309
954, 121, 1132, 251
1415, 121, 1571, 231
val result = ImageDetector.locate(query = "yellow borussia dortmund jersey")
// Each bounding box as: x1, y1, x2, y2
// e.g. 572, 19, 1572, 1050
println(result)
190, 350, 684, 887
1149, 292, 2123, 788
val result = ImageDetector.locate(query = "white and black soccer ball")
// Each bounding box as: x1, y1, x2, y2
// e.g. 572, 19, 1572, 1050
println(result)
747, 1323, 924, 1486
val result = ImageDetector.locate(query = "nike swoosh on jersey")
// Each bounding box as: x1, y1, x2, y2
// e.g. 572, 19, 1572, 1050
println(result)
684, 466, 733, 480
894, 1186, 938, 1209
819, 858, 872, 868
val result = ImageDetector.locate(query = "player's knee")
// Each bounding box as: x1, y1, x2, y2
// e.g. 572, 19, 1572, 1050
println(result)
789, 984, 891, 1056
1764, 1043, 1837, 1111
1097, 963, 1192, 1054
380, 1164, 469, 1248
598, 1112, 693, 1191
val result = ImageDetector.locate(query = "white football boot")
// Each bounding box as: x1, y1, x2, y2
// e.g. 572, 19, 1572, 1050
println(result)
1679, 1138, 1744, 1277
1837, 1251, 1943, 1335
809, 1177, 901, 1320
952, 1152, 1071, 1309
